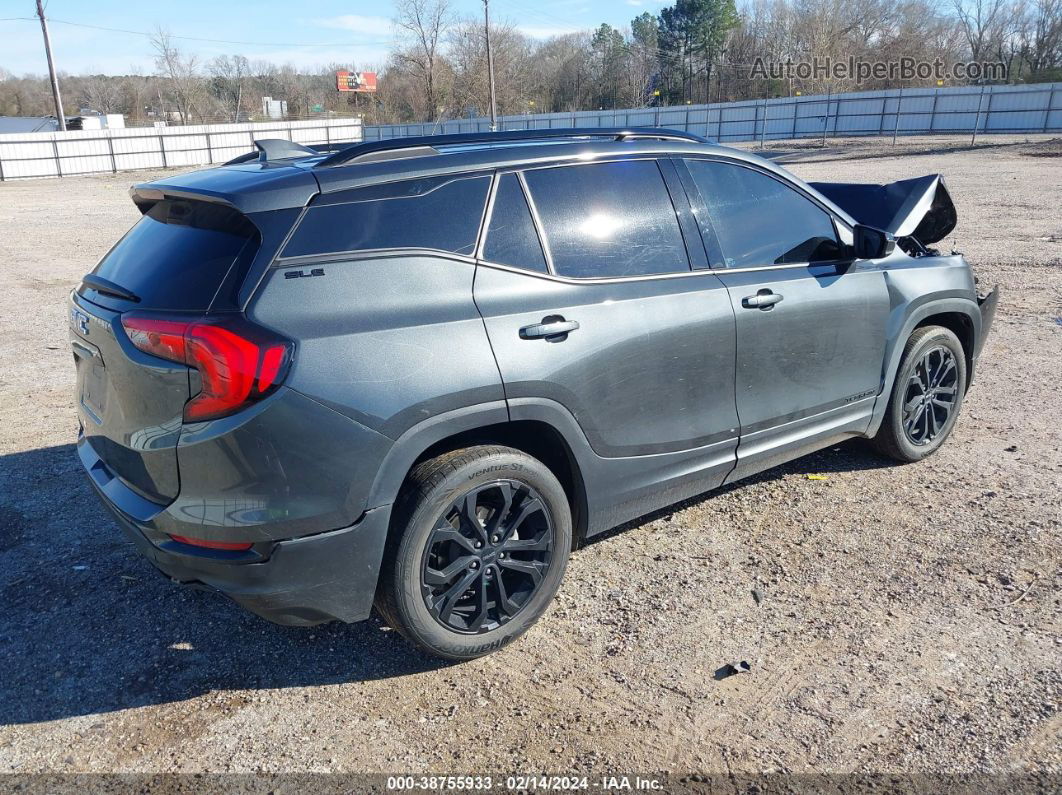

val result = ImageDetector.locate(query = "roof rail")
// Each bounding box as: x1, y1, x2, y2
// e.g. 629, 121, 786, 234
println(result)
314, 127, 706, 169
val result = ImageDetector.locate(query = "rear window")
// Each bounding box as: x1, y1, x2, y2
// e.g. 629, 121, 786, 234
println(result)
281, 175, 490, 259
89, 199, 258, 311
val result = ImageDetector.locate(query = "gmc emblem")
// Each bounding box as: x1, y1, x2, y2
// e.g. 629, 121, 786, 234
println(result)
71, 307, 90, 335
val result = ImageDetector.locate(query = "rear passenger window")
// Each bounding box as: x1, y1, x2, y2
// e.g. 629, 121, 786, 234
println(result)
282, 175, 490, 258
522, 161, 689, 279
482, 174, 547, 273
684, 160, 843, 268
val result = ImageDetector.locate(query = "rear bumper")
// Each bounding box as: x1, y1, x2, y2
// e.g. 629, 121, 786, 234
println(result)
82, 438, 392, 626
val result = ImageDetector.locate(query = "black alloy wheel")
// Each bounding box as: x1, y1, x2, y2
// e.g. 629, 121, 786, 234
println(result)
870, 325, 967, 463
902, 345, 959, 446
421, 480, 554, 634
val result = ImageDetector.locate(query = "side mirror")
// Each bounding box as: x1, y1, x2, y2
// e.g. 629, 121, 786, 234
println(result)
852, 224, 896, 259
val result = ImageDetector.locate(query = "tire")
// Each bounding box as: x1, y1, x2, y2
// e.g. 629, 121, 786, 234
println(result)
376, 445, 572, 660
870, 325, 967, 463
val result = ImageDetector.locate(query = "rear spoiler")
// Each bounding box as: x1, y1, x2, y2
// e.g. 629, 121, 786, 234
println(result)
809, 174, 956, 246
128, 160, 320, 215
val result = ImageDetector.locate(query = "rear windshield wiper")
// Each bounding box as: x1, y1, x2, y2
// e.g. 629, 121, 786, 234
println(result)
80, 274, 140, 303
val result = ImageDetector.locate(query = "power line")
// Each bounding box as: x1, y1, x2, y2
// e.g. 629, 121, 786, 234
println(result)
493, 0, 584, 37
0, 15, 396, 48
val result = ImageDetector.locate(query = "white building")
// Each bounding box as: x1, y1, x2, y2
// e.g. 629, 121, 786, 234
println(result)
261, 97, 288, 120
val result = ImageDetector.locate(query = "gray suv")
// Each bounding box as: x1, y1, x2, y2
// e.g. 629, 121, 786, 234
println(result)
70, 128, 998, 659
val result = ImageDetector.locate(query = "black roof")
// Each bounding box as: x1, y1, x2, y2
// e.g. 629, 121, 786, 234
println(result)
313, 127, 707, 168
131, 126, 856, 225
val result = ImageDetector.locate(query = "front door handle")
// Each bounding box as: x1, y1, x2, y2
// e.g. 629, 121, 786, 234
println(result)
741, 290, 784, 310
520, 317, 580, 340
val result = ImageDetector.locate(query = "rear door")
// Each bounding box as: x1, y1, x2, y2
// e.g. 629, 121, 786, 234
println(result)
677, 157, 890, 480
474, 159, 739, 472
72, 197, 260, 503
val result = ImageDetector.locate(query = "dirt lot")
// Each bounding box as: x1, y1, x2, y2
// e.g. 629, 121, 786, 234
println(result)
0, 135, 1059, 782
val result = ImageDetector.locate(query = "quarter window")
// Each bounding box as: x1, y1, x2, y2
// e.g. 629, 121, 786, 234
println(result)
521, 160, 689, 279
482, 174, 548, 273
282, 175, 490, 258
685, 160, 843, 268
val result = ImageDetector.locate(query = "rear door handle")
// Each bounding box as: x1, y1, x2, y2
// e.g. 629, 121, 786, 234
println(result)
520, 317, 580, 339
741, 290, 784, 310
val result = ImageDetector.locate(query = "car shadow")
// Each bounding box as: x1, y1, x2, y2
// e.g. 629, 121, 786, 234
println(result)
0, 438, 894, 725
0, 443, 450, 726
583, 437, 896, 548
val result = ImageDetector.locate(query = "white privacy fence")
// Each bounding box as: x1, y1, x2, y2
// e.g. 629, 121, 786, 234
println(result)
0, 118, 362, 180
363, 82, 1062, 144
2, 83, 1059, 181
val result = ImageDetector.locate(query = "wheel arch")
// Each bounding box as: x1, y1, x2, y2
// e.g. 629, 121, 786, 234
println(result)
914, 311, 974, 388
415, 421, 588, 547
366, 403, 591, 547
868, 297, 981, 436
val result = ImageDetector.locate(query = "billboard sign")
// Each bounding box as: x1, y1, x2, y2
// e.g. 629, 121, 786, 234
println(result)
337, 70, 377, 93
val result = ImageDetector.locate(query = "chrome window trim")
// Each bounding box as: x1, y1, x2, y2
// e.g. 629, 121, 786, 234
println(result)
473, 171, 501, 261
475, 256, 841, 284
273, 247, 479, 267
516, 170, 556, 275
517, 153, 658, 176
275, 247, 844, 280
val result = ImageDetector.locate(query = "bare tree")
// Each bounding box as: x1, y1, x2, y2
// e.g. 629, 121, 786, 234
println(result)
393, 0, 454, 121
449, 19, 534, 116
629, 13, 659, 106
208, 54, 250, 122
0, 75, 52, 116
121, 67, 151, 125
78, 74, 124, 114
952, 0, 1013, 60
273, 64, 312, 118
150, 27, 201, 123
1029, 0, 1062, 72
528, 33, 593, 112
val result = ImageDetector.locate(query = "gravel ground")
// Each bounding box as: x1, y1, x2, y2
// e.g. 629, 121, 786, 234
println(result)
0, 135, 1059, 782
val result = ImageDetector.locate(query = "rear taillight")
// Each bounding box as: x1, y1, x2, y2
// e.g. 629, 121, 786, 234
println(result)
122, 314, 292, 422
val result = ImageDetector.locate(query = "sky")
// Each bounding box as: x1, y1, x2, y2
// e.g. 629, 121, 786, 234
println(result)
0, 0, 666, 76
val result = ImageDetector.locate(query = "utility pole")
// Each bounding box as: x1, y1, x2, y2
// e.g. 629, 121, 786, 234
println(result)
483, 0, 498, 131
36, 0, 67, 131
822, 84, 831, 147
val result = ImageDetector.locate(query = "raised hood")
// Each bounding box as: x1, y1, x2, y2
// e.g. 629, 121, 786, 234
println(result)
809, 174, 957, 246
